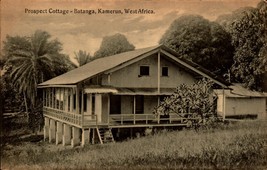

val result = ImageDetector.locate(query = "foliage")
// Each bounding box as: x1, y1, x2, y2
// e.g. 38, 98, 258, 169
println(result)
217, 1, 267, 91
94, 33, 135, 58
159, 15, 234, 78
2, 30, 75, 130
74, 50, 92, 67
155, 79, 218, 129
1, 71, 24, 113
2, 121, 267, 169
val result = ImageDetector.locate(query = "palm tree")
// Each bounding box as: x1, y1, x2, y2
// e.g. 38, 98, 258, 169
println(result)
5, 30, 74, 126
74, 50, 92, 67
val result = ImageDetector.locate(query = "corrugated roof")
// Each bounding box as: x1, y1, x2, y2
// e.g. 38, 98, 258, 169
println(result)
39, 45, 161, 86
116, 88, 176, 95
217, 84, 267, 98
39, 44, 230, 87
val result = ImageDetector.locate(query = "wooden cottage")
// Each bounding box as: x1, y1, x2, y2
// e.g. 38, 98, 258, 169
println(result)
215, 84, 267, 120
38, 45, 229, 147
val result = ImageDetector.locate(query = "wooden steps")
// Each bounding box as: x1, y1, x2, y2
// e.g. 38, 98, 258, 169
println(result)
96, 128, 115, 144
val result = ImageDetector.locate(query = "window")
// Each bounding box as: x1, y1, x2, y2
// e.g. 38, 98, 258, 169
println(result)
139, 66, 150, 76
162, 66, 169, 76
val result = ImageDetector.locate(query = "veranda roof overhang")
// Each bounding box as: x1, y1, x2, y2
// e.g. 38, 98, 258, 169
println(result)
84, 87, 118, 94
116, 88, 176, 95
83, 87, 176, 95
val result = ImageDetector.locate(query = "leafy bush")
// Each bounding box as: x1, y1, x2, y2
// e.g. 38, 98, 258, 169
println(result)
155, 79, 219, 129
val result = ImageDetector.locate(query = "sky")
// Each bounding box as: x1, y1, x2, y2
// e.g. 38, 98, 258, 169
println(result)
0, 0, 260, 64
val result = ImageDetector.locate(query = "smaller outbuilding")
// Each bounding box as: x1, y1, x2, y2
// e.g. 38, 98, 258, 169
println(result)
215, 84, 267, 120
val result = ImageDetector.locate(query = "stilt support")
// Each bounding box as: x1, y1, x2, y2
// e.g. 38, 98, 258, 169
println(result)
44, 117, 49, 141
71, 127, 80, 147
56, 122, 63, 145
63, 124, 71, 146
49, 119, 56, 143
81, 128, 90, 147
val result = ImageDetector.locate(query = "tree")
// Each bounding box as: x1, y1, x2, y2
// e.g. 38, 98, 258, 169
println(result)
94, 33, 135, 58
74, 50, 92, 67
159, 15, 234, 78
217, 1, 267, 91
3, 30, 74, 129
155, 79, 218, 129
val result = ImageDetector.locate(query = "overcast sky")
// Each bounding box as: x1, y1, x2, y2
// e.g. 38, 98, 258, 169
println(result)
1, 0, 259, 63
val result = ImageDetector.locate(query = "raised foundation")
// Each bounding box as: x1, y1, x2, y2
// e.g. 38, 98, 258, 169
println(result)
44, 117, 50, 141
56, 122, 63, 145
71, 127, 81, 147
81, 129, 90, 147
63, 124, 71, 146
49, 119, 56, 143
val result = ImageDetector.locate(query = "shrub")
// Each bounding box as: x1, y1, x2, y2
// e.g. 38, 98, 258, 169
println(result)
155, 78, 219, 129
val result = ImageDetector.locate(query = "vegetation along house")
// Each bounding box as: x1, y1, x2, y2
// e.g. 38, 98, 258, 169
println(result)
38, 45, 231, 147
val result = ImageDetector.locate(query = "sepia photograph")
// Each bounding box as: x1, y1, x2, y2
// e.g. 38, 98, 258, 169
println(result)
0, 0, 266, 169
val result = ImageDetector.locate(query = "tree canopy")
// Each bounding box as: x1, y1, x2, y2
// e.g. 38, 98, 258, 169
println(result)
2, 30, 75, 129
217, 1, 267, 91
94, 33, 135, 58
74, 50, 92, 67
159, 15, 234, 78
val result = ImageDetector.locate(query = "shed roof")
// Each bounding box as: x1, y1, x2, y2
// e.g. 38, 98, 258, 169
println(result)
227, 84, 267, 98
215, 84, 267, 98
39, 45, 230, 87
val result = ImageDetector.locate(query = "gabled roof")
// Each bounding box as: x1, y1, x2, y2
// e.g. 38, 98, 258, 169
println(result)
39, 45, 161, 86
39, 45, 230, 87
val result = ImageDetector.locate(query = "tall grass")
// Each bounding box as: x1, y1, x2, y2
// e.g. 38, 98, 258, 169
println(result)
2, 120, 267, 169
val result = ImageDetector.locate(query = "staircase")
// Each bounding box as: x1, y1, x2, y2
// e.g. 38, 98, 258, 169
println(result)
96, 128, 115, 144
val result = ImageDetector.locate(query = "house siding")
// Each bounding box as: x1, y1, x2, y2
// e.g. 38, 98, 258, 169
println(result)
107, 54, 196, 88
225, 97, 266, 118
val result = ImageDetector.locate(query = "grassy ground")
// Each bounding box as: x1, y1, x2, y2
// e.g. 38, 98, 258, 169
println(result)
1, 120, 267, 170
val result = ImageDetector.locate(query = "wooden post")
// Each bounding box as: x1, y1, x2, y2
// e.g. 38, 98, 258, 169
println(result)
43, 89, 45, 107
107, 95, 110, 125
56, 121, 63, 145
76, 86, 79, 114
63, 124, 71, 146
49, 119, 56, 143
223, 89, 226, 121
81, 128, 90, 147
48, 88, 50, 107
133, 96, 136, 124
51, 88, 54, 108
95, 94, 102, 123
157, 96, 160, 124
71, 127, 80, 147
70, 88, 74, 112
157, 50, 161, 94
46, 88, 48, 107
81, 89, 84, 125
108, 74, 111, 85
87, 94, 92, 116
59, 88, 61, 110
92, 128, 95, 144
44, 117, 49, 141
